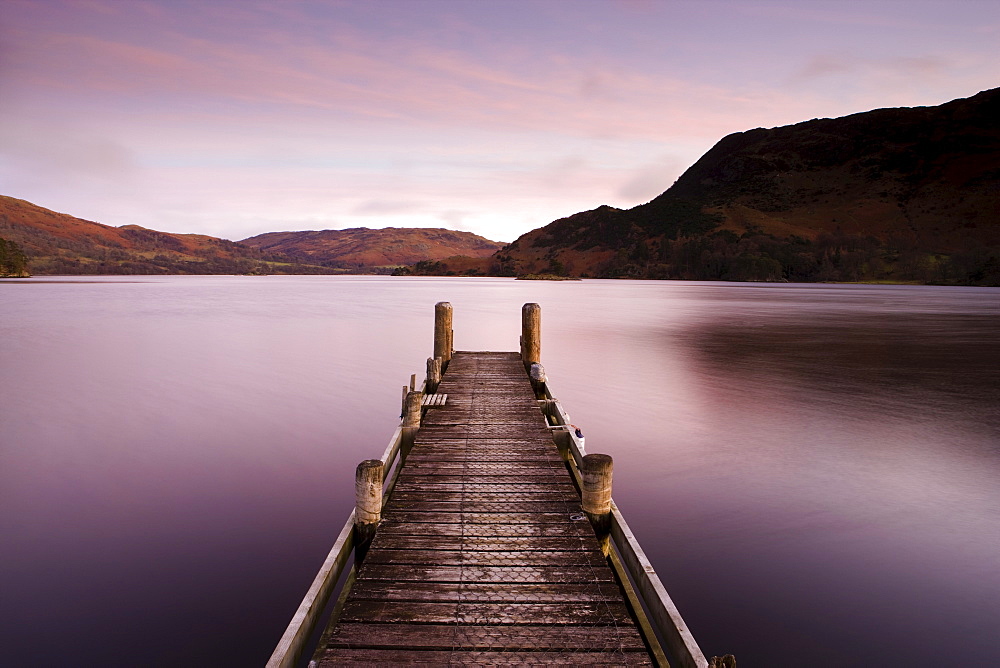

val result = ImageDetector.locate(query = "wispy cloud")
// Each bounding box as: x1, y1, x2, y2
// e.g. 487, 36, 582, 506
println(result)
2, 0, 997, 243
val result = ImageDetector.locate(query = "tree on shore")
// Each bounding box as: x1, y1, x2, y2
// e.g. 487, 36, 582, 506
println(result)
0, 237, 30, 277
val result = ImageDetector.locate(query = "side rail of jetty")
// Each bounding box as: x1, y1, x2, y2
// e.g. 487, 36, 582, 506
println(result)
266, 302, 722, 667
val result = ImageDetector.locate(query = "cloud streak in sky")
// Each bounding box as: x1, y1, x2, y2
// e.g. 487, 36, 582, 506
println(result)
1, 0, 998, 242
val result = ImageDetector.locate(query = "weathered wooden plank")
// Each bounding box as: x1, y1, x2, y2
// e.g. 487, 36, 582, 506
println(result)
355, 563, 617, 584
380, 511, 585, 524
410, 437, 553, 445
395, 474, 571, 485
387, 500, 584, 513
315, 649, 653, 666
402, 457, 561, 466
398, 464, 567, 475
403, 454, 565, 464
389, 486, 574, 496
409, 444, 558, 453
422, 413, 545, 421
338, 600, 636, 625
370, 534, 600, 552
413, 432, 555, 442
344, 581, 628, 603
390, 487, 573, 497
374, 521, 596, 538
416, 425, 552, 435
325, 622, 648, 650
362, 549, 609, 567
385, 491, 580, 504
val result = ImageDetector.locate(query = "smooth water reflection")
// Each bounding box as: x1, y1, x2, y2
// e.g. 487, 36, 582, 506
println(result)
1, 277, 997, 666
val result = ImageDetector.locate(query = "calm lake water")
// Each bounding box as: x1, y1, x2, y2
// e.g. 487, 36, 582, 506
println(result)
2, 276, 998, 667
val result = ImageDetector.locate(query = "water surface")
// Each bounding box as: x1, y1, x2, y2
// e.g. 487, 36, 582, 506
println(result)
2, 276, 997, 666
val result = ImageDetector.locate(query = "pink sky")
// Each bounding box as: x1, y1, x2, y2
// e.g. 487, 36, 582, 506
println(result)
2, 0, 998, 242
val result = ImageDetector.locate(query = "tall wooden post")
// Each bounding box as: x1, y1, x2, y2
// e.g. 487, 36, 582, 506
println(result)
354, 459, 384, 561
581, 453, 613, 554
434, 302, 453, 364
522, 302, 541, 367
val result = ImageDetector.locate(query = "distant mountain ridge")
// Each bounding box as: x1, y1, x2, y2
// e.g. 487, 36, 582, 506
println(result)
0, 195, 310, 275
0, 196, 502, 275
497, 88, 1000, 284
240, 228, 503, 269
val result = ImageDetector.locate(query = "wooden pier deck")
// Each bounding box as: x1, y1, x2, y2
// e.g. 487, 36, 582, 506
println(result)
268, 303, 714, 668
314, 351, 653, 665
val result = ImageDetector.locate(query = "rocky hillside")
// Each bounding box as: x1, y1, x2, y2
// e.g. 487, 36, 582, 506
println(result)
240, 228, 503, 270
499, 88, 1000, 284
0, 196, 334, 275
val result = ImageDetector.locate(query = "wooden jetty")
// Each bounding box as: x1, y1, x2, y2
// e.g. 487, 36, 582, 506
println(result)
267, 303, 714, 668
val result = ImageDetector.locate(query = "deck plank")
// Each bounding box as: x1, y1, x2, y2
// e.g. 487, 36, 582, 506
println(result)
325, 622, 648, 649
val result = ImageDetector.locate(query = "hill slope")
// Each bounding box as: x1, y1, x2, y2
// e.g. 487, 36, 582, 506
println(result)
0, 196, 335, 275
240, 228, 503, 269
499, 88, 1000, 284
0, 196, 502, 275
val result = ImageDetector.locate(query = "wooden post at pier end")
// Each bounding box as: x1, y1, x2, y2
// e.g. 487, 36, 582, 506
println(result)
521, 302, 541, 366
426, 357, 442, 394
581, 453, 613, 554
354, 459, 383, 561
434, 302, 453, 364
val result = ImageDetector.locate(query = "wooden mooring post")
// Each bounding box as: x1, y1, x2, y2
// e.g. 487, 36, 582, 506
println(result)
268, 301, 717, 668
581, 452, 613, 554
521, 301, 541, 367
433, 301, 453, 365
425, 356, 442, 394
401, 389, 422, 453
353, 459, 383, 561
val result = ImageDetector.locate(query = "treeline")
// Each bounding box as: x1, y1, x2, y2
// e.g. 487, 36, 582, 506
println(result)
596, 230, 1000, 285
0, 237, 30, 277
25, 254, 338, 276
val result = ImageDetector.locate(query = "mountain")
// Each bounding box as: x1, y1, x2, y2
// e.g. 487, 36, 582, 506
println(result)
0, 195, 340, 275
240, 228, 503, 270
497, 88, 1000, 285
0, 196, 502, 275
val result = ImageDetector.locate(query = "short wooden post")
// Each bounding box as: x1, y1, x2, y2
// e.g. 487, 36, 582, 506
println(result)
403, 390, 422, 428
426, 356, 442, 393
434, 302, 453, 364
522, 302, 541, 367
354, 459, 383, 561
529, 362, 546, 397
402, 389, 423, 454
581, 453, 613, 554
